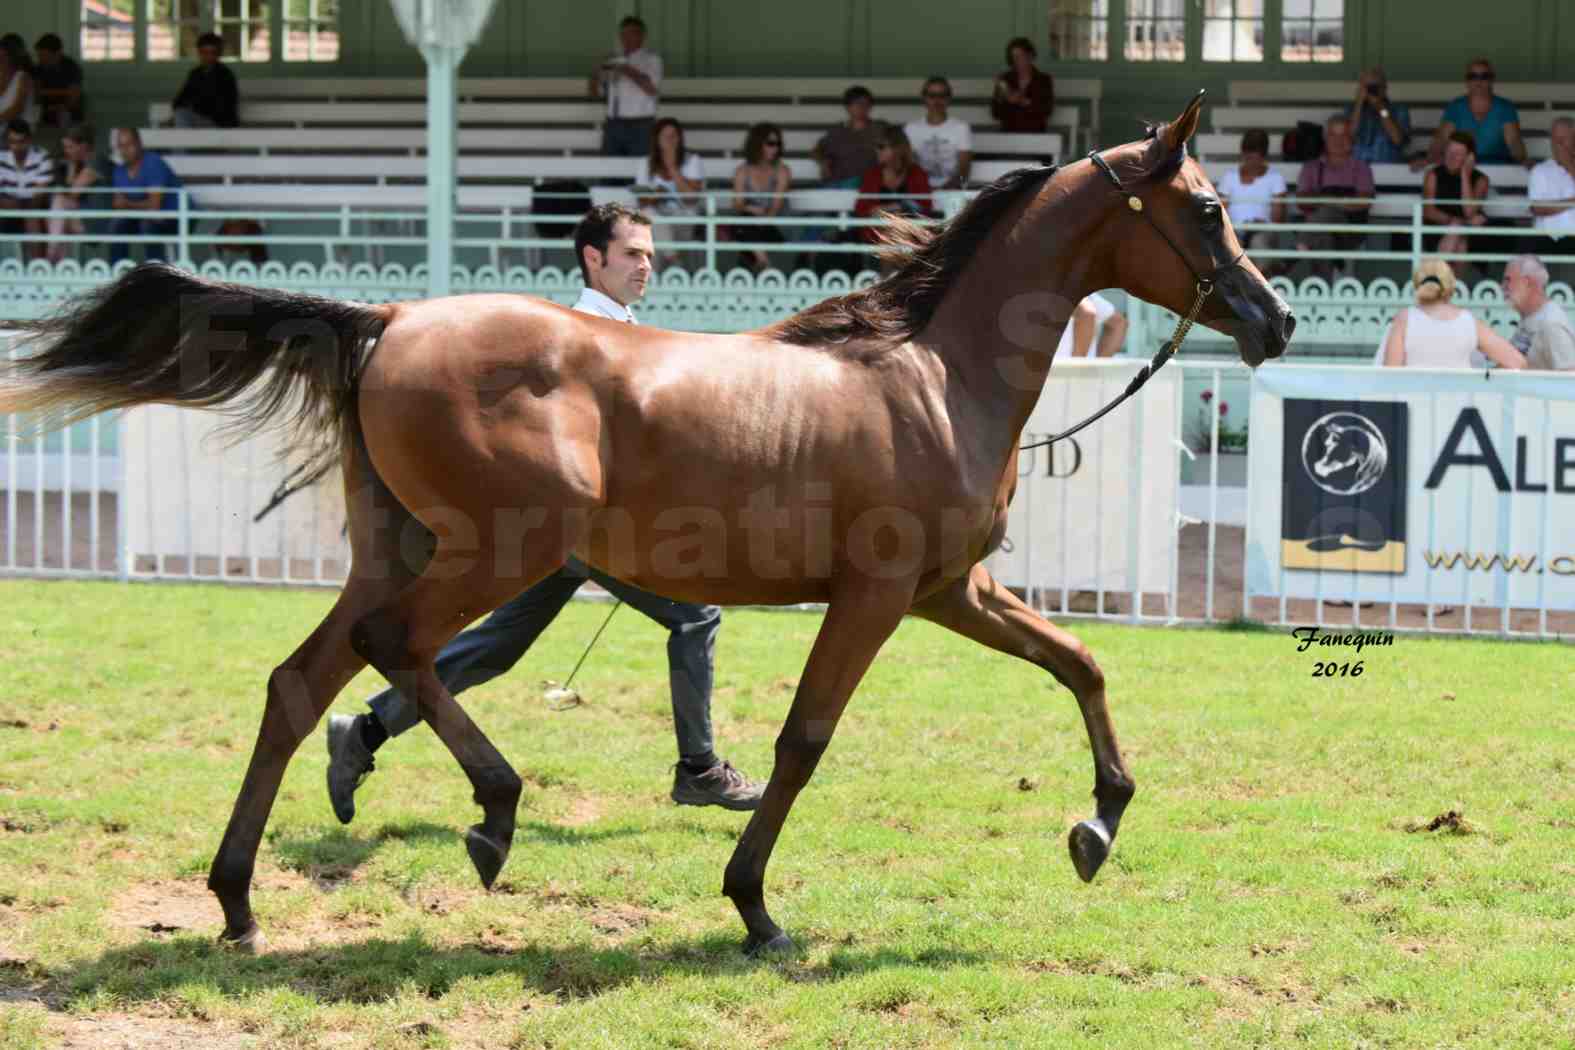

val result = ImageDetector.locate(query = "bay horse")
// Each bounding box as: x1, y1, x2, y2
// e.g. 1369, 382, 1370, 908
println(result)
1, 93, 1293, 955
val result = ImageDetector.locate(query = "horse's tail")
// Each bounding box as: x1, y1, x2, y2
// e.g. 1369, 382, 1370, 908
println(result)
1, 262, 391, 486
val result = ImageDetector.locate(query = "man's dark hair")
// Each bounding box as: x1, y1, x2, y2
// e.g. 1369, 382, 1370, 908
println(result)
197, 32, 224, 52
842, 85, 873, 108
619, 15, 646, 32
1240, 128, 1270, 155
1005, 36, 1036, 65
573, 203, 652, 283
35, 33, 64, 53
6, 118, 33, 140
921, 76, 952, 99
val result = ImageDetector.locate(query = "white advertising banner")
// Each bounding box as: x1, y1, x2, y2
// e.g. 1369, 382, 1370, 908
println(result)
123, 404, 348, 578
1245, 367, 1575, 609
986, 361, 1180, 601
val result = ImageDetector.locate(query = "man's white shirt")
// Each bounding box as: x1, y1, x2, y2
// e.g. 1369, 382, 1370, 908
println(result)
573, 286, 637, 324
601, 47, 662, 120
903, 117, 972, 185
1529, 158, 1575, 234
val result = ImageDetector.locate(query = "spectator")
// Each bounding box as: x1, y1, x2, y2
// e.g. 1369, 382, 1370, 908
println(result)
0, 35, 36, 124
1381, 257, 1523, 369
1216, 129, 1288, 269
33, 34, 83, 132
1423, 131, 1490, 273
1346, 66, 1411, 166
722, 122, 791, 273
589, 15, 661, 158
1526, 116, 1575, 253
1503, 255, 1575, 371
1295, 115, 1374, 277
992, 37, 1053, 133
109, 126, 182, 264
170, 32, 239, 128
904, 76, 972, 189
812, 85, 882, 188
1054, 293, 1128, 360
635, 116, 703, 269
1430, 58, 1525, 167
0, 119, 52, 259
45, 123, 110, 263
854, 124, 933, 242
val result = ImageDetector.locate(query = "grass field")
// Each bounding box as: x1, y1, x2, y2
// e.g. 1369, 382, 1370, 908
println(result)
1, 579, 1573, 1049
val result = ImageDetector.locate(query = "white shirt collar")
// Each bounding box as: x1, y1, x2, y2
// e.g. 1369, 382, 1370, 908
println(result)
572, 286, 637, 324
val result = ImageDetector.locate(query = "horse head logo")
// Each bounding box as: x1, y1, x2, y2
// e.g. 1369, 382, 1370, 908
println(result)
1300, 411, 1388, 497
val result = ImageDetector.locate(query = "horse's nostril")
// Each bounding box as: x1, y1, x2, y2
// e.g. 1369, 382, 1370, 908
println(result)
1280, 312, 1297, 343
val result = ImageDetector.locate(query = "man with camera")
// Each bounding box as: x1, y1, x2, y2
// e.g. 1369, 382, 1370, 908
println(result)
1346, 66, 1413, 167
589, 16, 663, 157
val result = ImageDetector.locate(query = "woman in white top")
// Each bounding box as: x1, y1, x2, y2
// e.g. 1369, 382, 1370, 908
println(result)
1382, 257, 1524, 369
1215, 129, 1287, 273
636, 116, 704, 269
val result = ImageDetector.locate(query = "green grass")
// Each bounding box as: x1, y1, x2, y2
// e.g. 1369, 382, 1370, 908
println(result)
1, 579, 1573, 1049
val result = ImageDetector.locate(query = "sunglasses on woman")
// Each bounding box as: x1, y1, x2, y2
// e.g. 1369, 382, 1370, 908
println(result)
764, 138, 781, 146
1466, 71, 1494, 81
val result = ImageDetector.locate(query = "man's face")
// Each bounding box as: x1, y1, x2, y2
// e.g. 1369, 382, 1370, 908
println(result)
923, 83, 950, 117
1503, 266, 1536, 313
1552, 124, 1574, 166
36, 47, 59, 67
116, 129, 142, 166
198, 43, 220, 66
589, 219, 654, 305
5, 129, 30, 162
618, 25, 644, 53
846, 96, 872, 124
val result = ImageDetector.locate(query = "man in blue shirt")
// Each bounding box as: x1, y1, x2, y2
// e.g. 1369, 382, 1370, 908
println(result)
1345, 66, 1412, 166
109, 126, 182, 264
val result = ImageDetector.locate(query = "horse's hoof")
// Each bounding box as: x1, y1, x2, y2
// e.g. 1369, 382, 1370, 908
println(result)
466, 826, 509, 889
1068, 819, 1112, 883
218, 924, 266, 954
743, 931, 795, 957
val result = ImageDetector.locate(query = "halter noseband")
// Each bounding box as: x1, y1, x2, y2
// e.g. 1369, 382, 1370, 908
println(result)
1020, 148, 1247, 452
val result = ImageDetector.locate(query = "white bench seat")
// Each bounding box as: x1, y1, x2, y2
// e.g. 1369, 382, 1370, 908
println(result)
162, 153, 823, 184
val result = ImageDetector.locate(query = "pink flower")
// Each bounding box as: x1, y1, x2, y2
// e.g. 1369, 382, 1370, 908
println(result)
1200, 390, 1214, 403
1219, 402, 1229, 415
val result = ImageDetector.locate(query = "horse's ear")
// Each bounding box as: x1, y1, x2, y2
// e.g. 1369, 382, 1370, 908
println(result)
1164, 90, 1206, 153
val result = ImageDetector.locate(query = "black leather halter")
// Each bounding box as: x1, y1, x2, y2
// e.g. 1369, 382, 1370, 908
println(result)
1020, 148, 1248, 452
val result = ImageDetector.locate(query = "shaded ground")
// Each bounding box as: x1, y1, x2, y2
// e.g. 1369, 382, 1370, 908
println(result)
3, 491, 1568, 635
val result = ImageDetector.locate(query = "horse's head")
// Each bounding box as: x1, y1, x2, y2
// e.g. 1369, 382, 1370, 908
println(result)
1094, 92, 1294, 367
1314, 422, 1366, 478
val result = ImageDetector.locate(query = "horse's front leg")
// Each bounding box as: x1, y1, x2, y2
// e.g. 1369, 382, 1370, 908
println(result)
723, 578, 915, 954
911, 562, 1134, 881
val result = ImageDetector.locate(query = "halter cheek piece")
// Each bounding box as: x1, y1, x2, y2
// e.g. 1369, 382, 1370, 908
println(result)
1021, 149, 1248, 452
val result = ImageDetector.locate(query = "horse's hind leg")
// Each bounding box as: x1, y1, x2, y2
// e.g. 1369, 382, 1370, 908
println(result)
207, 577, 384, 948
347, 538, 571, 889
911, 563, 1135, 882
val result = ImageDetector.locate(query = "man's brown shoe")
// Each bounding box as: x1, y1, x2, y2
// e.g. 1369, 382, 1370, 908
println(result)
670, 760, 763, 811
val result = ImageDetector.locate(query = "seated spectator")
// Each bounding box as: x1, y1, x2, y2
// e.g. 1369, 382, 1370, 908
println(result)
1381, 257, 1523, 369
1503, 255, 1575, 371
171, 32, 239, 128
1430, 58, 1524, 167
905, 76, 972, 189
721, 122, 791, 273
1295, 115, 1373, 278
812, 86, 882, 188
634, 116, 703, 269
1216, 129, 1287, 270
1345, 66, 1411, 166
33, 34, 83, 132
992, 37, 1053, 133
0, 118, 52, 259
854, 125, 933, 243
1525, 116, 1575, 253
45, 123, 110, 263
1054, 293, 1127, 361
110, 126, 182, 264
0, 35, 36, 124
1423, 131, 1491, 273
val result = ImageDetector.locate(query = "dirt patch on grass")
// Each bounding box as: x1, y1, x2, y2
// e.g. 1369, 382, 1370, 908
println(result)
51, 1013, 261, 1050
108, 880, 224, 939
1405, 810, 1477, 835
563, 795, 603, 827
587, 902, 660, 938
